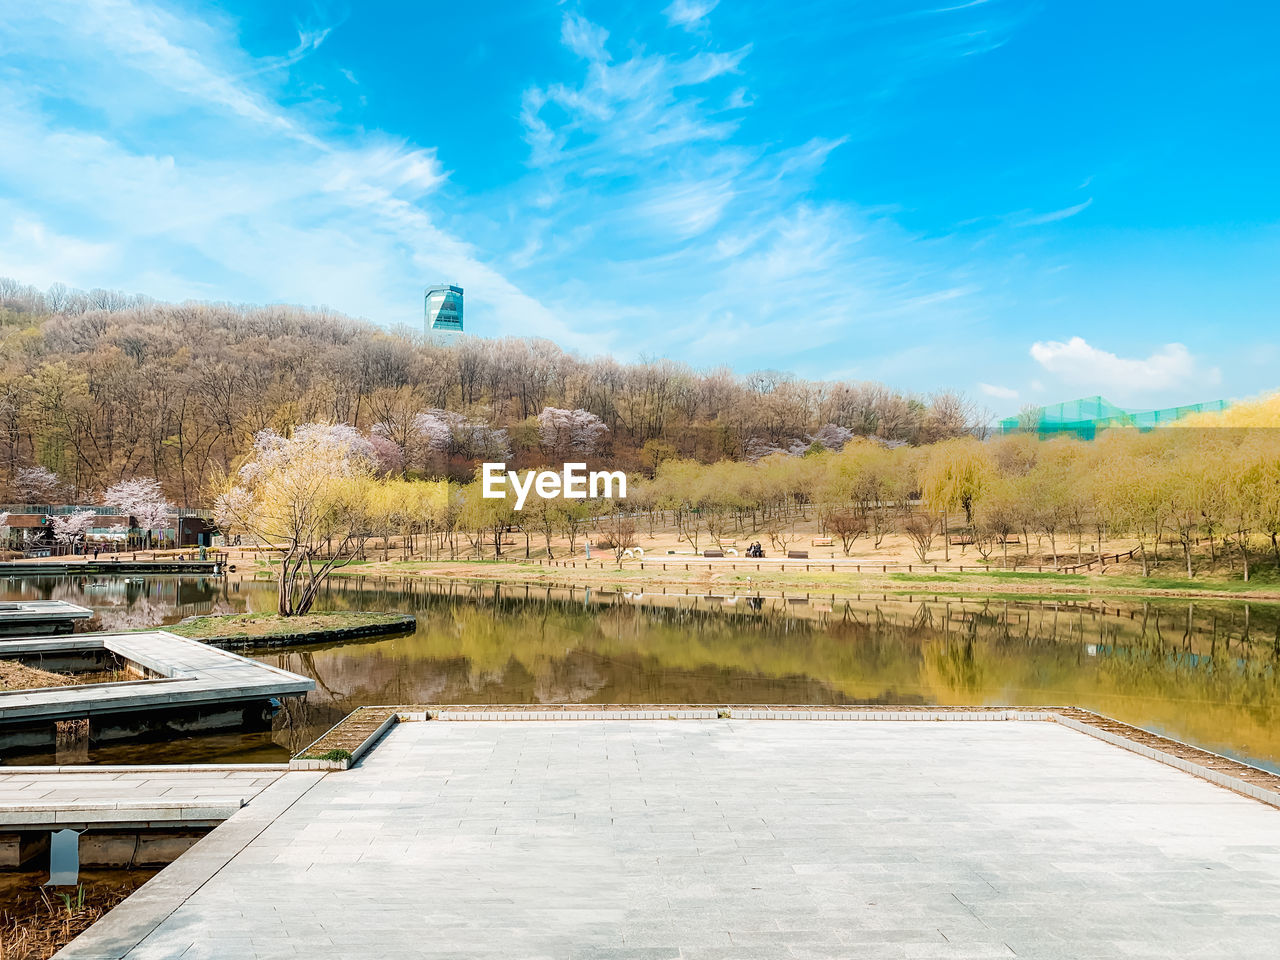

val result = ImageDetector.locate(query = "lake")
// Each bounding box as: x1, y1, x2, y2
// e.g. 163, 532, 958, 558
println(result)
3, 573, 1279, 772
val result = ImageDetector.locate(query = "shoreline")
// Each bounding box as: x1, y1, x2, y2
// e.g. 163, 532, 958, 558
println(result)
316, 557, 1280, 604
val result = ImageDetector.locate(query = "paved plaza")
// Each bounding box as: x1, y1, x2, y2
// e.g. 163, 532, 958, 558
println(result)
60, 720, 1280, 959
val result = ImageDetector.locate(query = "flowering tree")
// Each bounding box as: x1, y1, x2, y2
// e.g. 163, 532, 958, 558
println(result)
810, 423, 855, 452
364, 432, 404, 475
214, 423, 381, 616
419, 410, 509, 462
538, 407, 609, 458
14, 465, 60, 503
411, 411, 452, 452
103, 478, 173, 548
52, 509, 96, 554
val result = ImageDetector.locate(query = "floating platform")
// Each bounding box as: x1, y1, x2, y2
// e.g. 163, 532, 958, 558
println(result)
0, 560, 223, 576
0, 600, 93, 636
0, 631, 313, 724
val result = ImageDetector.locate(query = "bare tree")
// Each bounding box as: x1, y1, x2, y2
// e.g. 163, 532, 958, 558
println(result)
597, 511, 637, 566
904, 514, 936, 563
828, 510, 868, 555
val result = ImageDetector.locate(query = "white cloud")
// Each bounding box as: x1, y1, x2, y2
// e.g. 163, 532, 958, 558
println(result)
664, 0, 719, 31
0, 212, 118, 287
503, 14, 982, 367
1029, 337, 1221, 398
1018, 198, 1092, 227
561, 13, 610, 62
979, 382, 1018, 400
0, 0, 604, 350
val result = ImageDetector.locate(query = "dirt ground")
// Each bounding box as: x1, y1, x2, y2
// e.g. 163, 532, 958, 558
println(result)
0, 870, 155, 960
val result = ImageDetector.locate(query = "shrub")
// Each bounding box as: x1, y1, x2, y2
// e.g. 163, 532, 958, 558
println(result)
312, 748, 352, 762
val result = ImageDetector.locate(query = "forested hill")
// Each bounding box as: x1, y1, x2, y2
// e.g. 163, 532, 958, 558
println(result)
0, 277, 984, 505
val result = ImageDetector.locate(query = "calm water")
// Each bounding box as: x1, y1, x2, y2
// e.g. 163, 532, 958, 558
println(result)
3, 574, 1280, 772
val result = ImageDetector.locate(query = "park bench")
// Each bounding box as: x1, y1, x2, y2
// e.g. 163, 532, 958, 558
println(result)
703, 549, 725, 558
949, 535, 975, 546
787, 550, 809, 559
716, 539, 737, 548
811, 537, 833, 547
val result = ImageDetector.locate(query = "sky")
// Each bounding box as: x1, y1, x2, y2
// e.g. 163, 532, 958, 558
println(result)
1, 0, 1278, 415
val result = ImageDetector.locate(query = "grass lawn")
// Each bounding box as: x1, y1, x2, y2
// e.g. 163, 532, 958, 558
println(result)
167, 611, 411, 640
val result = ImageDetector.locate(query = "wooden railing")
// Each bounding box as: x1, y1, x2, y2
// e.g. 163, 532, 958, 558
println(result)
528, 556, 1117, 576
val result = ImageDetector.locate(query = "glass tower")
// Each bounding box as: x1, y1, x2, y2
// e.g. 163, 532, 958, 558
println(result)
425, 284, 464, 335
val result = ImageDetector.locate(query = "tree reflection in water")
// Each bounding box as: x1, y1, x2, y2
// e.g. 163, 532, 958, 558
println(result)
3, 574, 1280, 772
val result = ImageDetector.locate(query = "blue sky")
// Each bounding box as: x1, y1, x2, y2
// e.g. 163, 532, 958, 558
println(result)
1, 1, 1278, 413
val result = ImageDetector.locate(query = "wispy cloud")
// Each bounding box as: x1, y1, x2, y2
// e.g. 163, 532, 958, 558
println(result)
979, 382, 1018, 400
925, 0, 992, 14
1019, 197, 1093, 227
664, 0, 720, 31
561, 13, 610, 61
504, 12, 980, 365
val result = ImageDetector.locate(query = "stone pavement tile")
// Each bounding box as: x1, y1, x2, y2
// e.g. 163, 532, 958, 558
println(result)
54, 720, 1280, 960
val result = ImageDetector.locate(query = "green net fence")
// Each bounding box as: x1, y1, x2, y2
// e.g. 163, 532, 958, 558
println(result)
999, 396, 1229, 439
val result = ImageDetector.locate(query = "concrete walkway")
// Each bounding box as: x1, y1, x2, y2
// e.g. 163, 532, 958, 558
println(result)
0, 631, 313, 723
0, 765, 286, 830
0, 599, 92, 635
57, 719, 1280, 959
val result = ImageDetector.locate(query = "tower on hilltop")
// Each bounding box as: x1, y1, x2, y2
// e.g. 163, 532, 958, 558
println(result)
424, 284, 463, 336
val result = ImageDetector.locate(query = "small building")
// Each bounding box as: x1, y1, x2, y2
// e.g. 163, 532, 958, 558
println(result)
1, 504, 215, 554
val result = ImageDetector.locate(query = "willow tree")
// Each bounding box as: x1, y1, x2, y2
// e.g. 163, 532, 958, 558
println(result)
214, 424, 381, 616
919, 438, 993, 561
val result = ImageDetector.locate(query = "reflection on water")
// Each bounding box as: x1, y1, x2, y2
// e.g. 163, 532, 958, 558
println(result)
3, 574, 1280, 773
0, 573, 237, 632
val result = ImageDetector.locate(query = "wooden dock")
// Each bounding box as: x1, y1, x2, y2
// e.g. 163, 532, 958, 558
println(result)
0, 560, 224, 576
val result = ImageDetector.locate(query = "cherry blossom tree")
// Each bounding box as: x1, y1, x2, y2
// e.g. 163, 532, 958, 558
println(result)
214, 423, 382, 616
811, 423, 855, 452
415, 410, 509, 462
365, 433, 404, 475
538, 407, 609, 458
103, 478, 173, 548
52, 509, 96, 554
411, 411, 453, 455
14, 465, 61, 503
